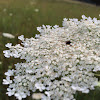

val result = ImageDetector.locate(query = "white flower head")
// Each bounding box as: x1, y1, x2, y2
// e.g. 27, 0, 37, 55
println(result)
35, 34, 40, 38
5, 43, 12, 48
93, 65, 100, 72
15, 92, 26, 100
2, 33, 15, 39
34, 8, 39, 12
18, 35, 24, 41
5, 69, 14, 76
3, 15, 100, 100
6, 88, 16, 96
3, 76, 12, 85
82, 15, 87, 20
35, 83, 45, 91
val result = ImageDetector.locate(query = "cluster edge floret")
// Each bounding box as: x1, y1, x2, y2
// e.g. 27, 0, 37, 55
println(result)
3, 15, 100, 100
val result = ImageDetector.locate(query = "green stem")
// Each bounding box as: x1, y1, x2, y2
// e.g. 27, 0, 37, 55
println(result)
94, 73, 100, 76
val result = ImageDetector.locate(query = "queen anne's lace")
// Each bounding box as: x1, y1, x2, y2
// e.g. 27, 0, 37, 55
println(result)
3, 15, 100, 100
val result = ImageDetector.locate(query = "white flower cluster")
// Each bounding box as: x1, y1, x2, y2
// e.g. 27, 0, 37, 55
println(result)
3, 15, 100, 100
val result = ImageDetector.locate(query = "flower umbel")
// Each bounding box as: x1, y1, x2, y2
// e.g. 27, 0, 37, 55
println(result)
3, 15, 100, 100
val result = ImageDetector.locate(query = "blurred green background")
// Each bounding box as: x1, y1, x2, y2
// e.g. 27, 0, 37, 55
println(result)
0, 0, 100, 100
